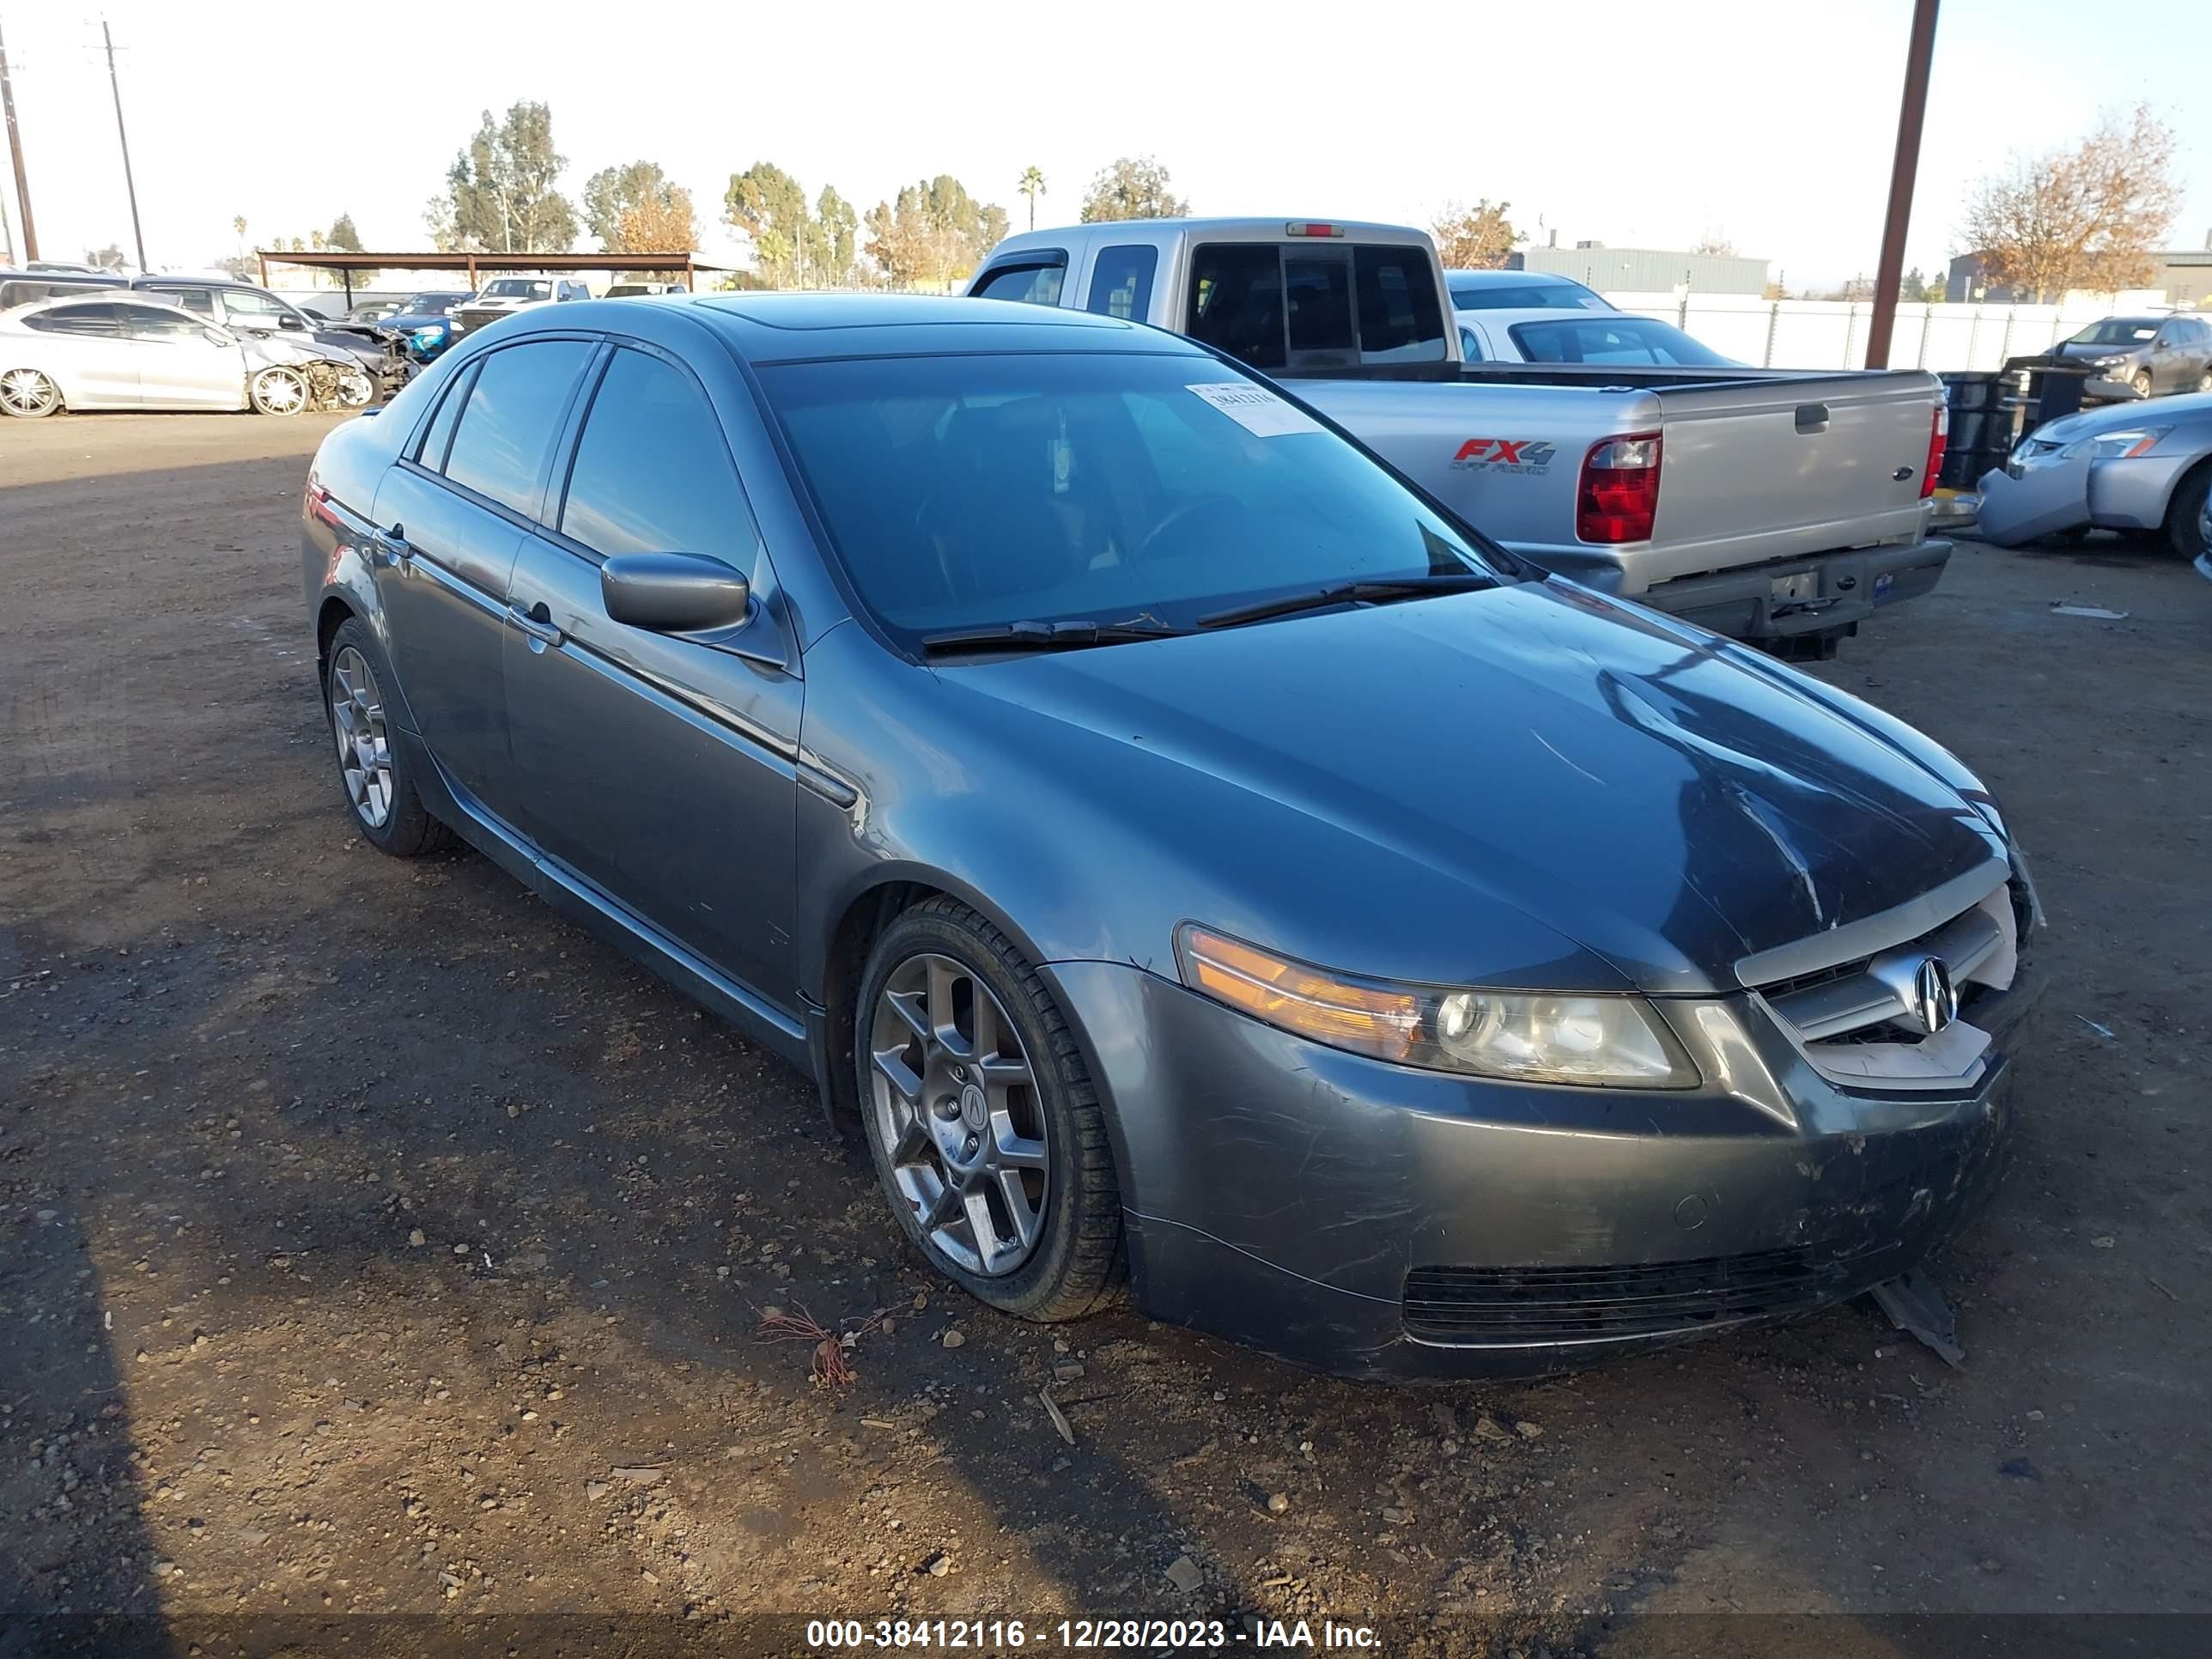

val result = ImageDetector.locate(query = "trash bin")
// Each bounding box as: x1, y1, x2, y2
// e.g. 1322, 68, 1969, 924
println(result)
1937, 371, 2013, 489
2001, 356, 2092, 427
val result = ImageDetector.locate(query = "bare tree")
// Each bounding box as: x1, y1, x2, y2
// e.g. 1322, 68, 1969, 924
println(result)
1959, 102, 2181, 301
1079, 156, 1187, 223
1430, 199, 1520, 270
1691, 229, 1738, 258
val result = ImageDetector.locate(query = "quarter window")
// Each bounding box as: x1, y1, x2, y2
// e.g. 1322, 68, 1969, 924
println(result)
414, 361, 477, 469
1085, 246, 1157, 322
439, 341, 596, 517
116, 304, 207, 341
560, 349, 760, 569
24, 303, 120, 337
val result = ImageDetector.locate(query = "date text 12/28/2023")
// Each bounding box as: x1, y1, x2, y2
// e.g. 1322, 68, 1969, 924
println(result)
805, 1617, 1382, 1650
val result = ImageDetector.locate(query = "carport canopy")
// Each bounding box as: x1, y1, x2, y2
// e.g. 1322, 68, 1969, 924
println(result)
253, 249, 737, 303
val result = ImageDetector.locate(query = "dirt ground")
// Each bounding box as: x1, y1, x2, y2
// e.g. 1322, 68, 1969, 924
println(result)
3, 412, 2209, 1659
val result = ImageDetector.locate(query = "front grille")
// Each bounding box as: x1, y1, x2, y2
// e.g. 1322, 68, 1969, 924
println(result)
1403, 1249, 1847, 1343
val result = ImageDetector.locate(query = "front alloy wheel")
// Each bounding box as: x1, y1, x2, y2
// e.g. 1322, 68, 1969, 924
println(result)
251, 366, 307, 416
856, 899, 1122, 1320
871, 952, 1050, 1277
2131, 368, 2154, 398
0, 368, 61, 417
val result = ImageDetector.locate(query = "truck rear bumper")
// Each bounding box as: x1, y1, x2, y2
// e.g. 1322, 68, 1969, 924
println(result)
1635, 538, 1952, 640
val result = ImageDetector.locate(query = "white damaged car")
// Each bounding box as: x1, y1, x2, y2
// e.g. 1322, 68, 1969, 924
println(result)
1976, 392, 2212, 561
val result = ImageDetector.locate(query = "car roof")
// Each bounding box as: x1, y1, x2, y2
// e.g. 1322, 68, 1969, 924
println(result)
1444, 269, 1594, 289
2, 290, 198, 319
684, 292, 1194, 362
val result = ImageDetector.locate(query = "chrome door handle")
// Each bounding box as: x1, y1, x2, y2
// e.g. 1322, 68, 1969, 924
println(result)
371, 523, 410, 567
506, 602, 563, 647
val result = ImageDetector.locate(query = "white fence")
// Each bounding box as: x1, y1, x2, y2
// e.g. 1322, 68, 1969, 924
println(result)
1604, 291, 2136, 373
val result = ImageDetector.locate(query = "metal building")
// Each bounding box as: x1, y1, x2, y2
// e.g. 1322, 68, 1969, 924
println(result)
1515, 243, 1770, 295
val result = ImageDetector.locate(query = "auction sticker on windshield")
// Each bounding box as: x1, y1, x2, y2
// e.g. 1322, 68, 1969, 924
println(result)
1188, 381, 1324, 438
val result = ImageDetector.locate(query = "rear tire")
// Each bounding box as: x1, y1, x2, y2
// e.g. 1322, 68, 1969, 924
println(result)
0, 368, 62, 417
324, 617, 453, 857
854, 896, 1122, 1322
2165, 463, 2211, 562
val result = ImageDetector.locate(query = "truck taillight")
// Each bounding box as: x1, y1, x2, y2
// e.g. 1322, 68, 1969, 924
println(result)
1921, 404, 1947, 500
1576, 434, 1662, 544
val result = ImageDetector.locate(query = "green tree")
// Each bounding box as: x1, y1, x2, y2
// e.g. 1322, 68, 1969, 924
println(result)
809, 185, 860, 288
1018, 165, 1047, 231
1079, 156, 1187, 222
326, 213, 362, 252
584, 161, 683, 252
726, 161, 811, 286
427, 102, 579, 254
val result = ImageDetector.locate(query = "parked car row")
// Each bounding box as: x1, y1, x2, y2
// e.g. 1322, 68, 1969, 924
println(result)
299, 215, 2046, 1379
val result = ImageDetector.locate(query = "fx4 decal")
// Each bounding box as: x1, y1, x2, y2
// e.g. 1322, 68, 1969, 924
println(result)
1451, 437, 1556, 474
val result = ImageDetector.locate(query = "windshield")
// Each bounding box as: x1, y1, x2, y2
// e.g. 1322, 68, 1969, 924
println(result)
2066, 319, 2160, 346
483, 279, 552, 301
1449, 279, 1606, 311
759, 352, 1500, 647
1509, 316, 1734, 367
407, 293, 465, 314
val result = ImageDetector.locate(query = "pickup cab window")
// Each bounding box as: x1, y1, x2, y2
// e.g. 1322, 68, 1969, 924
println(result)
972, 258, 1066, 307
1188, 243, 1445, 370
1086, 246, 1157, 322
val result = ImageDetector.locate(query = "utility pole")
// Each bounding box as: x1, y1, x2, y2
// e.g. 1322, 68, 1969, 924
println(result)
103, 21, 147, 270
0, 19, 37, 264
1865, 0, 1940, 369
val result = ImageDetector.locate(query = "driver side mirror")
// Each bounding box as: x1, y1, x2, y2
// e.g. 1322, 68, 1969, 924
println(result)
276, 313, 307, 331
600, 552, 750, 633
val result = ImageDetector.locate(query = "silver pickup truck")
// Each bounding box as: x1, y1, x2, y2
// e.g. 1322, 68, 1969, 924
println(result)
971, 218, 1953, 652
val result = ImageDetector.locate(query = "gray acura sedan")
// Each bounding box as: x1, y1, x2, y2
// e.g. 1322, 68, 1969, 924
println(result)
302, 295, 2042, 1377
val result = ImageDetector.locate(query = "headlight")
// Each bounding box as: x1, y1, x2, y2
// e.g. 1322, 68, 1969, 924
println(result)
2062, 426, 2170, 459
1174, 926, 1698, 1088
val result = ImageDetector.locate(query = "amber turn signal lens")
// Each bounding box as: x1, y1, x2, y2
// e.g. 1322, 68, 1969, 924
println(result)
1176, 927, 1421, 1060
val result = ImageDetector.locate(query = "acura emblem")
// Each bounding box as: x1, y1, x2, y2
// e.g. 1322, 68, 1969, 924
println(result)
1911, 957, 1958, 1034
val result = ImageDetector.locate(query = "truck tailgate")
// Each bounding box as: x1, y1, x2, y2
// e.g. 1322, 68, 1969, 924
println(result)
1639, 372, 1936, 586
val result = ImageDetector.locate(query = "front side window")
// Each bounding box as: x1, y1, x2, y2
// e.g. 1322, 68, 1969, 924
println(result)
560, 349, 760, 569
152, 288, 217, 317
439, 340, 595, 517
1086, 246, 1158, 322
25, 303, 120, 337
759, 350, 1498, 648
116, 304, 207, 341
972, 261, 1066, 307
216, 289, 295, 323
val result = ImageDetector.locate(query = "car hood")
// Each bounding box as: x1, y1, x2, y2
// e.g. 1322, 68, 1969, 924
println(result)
2052, 341, 2139, 365
939, 580, 2002, 993
2025, 394, 2212, 446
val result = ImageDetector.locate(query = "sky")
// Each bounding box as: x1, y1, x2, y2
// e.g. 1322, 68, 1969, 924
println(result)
5, 0, 2209, 290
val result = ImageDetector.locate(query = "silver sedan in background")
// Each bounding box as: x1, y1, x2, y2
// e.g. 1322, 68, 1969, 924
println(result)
1975, 392, 2212, 561
0, 294, 370, 416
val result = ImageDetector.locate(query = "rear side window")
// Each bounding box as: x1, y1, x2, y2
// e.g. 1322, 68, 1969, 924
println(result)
414, 361, 477, 469
972, 260, 1065, 306
559, 349, 761, 570
24, 303, 119, 337
1086, 245, 1158, 322
116, 304, 206, 341
1353, 247, 1445, 361
439, 340, 595, 517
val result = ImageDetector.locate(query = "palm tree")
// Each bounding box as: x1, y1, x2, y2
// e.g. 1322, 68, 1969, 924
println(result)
1018, 167, 1046, 232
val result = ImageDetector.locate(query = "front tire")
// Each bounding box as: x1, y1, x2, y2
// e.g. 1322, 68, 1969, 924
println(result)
855, 897, 1122, 1321
2131, 368, 2154, 399
2165, 463, 2211, 562
250, 365, 308, 416
324, 618, 451, 856
0, 367, 62, 417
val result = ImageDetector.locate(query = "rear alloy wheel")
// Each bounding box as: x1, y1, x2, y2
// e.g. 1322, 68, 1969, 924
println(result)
323, 617, 452, 856
857, 898, 1121, 1320
0, 368, 62, 417
250, 365, 308, 416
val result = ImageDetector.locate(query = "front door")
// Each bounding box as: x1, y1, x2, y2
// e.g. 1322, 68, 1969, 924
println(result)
500, 344, 801, 1006
113, 303, 245, 408
368, 337, 598, 818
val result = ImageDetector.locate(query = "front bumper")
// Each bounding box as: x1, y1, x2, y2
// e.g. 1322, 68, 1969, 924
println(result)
1635, 538, 1951, 641
1047, 958, 2039, 1380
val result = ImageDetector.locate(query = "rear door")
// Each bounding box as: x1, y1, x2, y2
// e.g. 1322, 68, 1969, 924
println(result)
501, 343, 801, 1002
368, 337, 598, 817
114, 302, 244, 408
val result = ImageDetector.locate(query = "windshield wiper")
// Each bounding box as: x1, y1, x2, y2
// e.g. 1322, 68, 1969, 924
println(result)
919, 618, 1186, 657
1196, 571, 1494, 631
